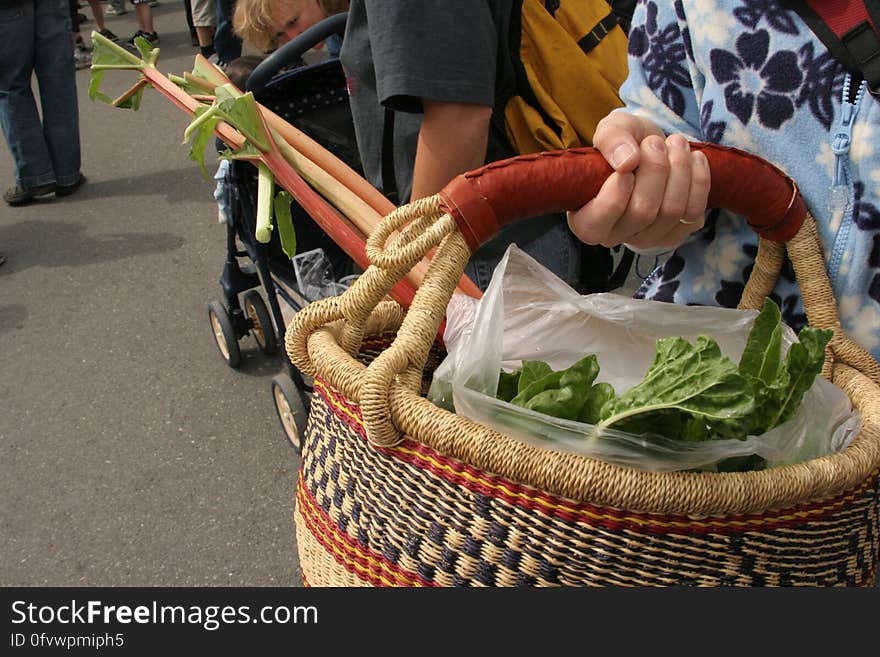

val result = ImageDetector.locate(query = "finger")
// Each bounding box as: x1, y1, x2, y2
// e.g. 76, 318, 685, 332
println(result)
634, 149, 711, 249
607, 134, 670, 243
593, 112, 665, 172
631, 134, 694, 245
567, 171, 635, 247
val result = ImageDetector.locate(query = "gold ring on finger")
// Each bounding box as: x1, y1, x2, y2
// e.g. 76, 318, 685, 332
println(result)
679, 218, 698, 225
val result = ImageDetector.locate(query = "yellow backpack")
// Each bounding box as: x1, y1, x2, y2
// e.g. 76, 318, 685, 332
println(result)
500, 0, 632, 154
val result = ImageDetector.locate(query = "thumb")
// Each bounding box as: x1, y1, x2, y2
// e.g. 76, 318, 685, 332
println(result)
592, 112, 664, 172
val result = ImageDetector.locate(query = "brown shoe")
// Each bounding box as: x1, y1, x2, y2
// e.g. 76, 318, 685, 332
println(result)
55, 173, 87, 198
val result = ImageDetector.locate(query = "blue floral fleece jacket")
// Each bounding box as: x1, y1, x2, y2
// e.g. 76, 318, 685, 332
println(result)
622, 0, 880, 362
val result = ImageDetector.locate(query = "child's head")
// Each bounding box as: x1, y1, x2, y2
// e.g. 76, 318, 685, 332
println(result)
233, 0, 349, 53
223, 55, 268, 90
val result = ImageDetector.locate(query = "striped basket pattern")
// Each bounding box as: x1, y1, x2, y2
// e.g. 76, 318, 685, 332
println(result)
294, 368, 879, 587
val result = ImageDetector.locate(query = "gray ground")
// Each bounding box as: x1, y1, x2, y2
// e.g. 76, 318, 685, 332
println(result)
1, 4, 303, 586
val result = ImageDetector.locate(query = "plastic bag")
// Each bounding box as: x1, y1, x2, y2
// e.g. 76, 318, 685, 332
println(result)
428, 245, 860, 472
293, 247, 353, 302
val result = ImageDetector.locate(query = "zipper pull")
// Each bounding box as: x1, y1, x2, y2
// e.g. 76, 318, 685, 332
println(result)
832, 99, 855, 187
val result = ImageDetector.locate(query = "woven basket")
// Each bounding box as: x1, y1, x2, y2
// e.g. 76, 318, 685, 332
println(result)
287, 145, 880, 586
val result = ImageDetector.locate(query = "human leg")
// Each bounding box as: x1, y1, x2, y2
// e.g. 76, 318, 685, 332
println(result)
106, 0, 126, 16
125, 0, 159, 44
191, 0, 216, 58
0, 1, 58, 198
183, 0, 199, 46
86, 0, 119, 42
133, 0, 156, 34
34, 0, 82, 189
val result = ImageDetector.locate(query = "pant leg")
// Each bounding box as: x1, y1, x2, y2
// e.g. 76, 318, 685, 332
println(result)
214, 0, 241, 64
34, 0, 81, 186
184, 0, 195, 34
0, 1, 57, 188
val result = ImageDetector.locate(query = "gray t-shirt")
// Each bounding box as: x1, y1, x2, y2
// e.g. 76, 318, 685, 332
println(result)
339, 0, 580, 287
340, 0, 512, 203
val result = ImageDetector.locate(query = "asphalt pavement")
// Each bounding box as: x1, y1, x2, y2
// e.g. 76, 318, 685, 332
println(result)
1, 4, 304, 586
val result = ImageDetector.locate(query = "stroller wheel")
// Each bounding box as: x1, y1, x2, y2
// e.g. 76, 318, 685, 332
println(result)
242, 289, 278, 355
208, 301, 242, 369
271, 374, 308, 453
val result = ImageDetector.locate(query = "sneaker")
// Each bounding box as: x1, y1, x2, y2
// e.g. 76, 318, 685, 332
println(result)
74, 34, 90, 51
55, 174, 87, 198
126, 30, 159, 47
105, 5, 126, 16
74, 47, 92, 70
97, 28, 120, 43
3, 182, 56, 207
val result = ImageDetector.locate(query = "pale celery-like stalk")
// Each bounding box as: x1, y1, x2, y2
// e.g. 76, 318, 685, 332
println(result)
255, 162, 275, 243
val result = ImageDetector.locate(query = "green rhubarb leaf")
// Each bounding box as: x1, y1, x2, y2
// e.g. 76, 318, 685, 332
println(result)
273, 190, 298, 258
88, 30, 145, 106
90, 30, 144, 68
169, 73, 208, 96
88, 69, 112, 105
214, 89, 271, 152
191, 55, 230, 88
184, 105, 223, 180
597, 335, 755, 433
132, 35, 156, 63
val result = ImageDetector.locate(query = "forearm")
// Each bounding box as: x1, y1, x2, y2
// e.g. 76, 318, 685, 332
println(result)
410, 99, 493, 201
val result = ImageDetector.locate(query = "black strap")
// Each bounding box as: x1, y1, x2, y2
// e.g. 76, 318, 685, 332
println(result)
783, 0, 880, 96
380, 108, 399, 205
578, 12, 620, 55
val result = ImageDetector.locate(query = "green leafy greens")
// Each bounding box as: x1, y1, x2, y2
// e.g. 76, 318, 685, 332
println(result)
495, 299, 833, 469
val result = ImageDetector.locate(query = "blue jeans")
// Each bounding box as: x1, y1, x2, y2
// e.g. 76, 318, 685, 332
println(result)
0, 0, 81, 189
464, 214, 581, 291
214, 0, 242, 64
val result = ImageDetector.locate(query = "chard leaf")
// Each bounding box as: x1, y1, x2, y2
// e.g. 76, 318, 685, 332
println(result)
517, 360, 553, 394
273, 190, 298, 258
597, 335, 754, 432
578, 382, 615, 425
768, 326, 832, 428
496, 369, 521, 403
739, 299, 783, 384
511, 355, 600, 421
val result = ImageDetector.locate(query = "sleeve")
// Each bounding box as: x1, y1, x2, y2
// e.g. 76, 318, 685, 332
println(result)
615, 0, 704, 140
364, 0, 498, 113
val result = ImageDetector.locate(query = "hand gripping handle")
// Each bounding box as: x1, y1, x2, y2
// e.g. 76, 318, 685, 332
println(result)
437, 143, 806, 252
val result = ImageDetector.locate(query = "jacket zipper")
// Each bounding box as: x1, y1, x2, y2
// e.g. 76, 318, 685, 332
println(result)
828, 72, 866, 287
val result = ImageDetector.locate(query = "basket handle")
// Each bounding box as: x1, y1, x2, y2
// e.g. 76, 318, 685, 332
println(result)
313, 143, 879, 446
439, 144, 806, 251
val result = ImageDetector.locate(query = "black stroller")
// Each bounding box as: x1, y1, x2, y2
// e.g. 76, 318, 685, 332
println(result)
206, 14, 361, 452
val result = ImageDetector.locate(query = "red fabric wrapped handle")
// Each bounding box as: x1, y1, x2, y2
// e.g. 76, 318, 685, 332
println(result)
438, 143, 806, 252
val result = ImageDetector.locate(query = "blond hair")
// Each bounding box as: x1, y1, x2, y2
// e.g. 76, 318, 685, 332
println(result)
233, 0, 349, 52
